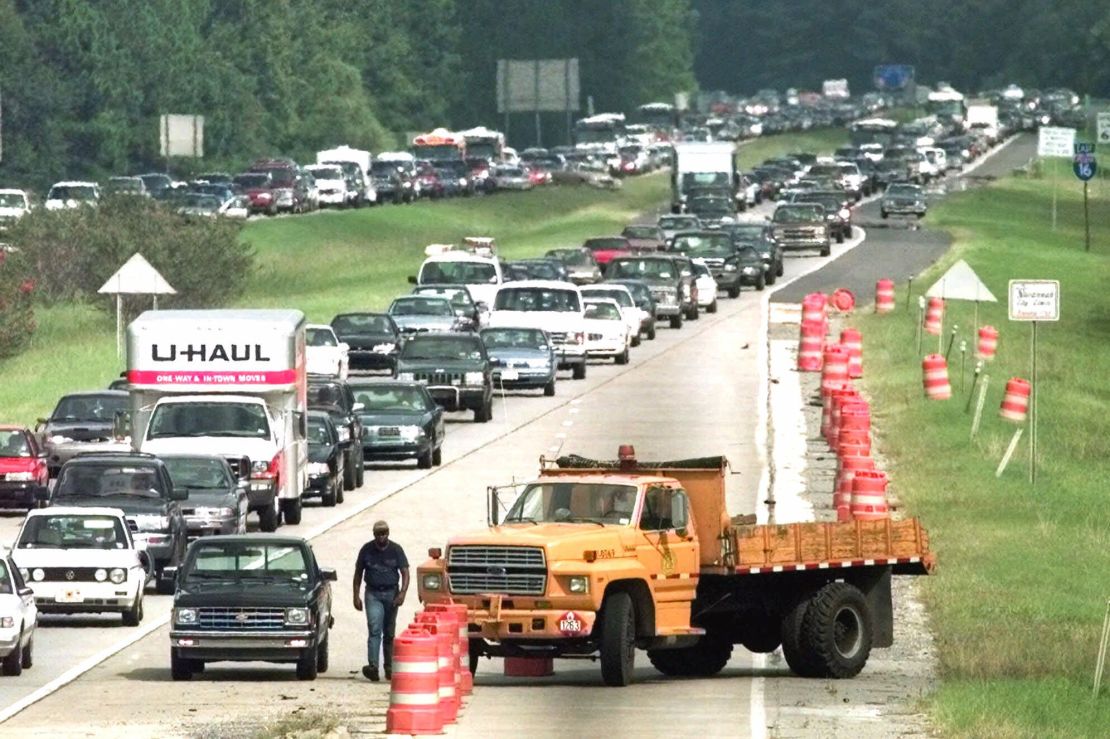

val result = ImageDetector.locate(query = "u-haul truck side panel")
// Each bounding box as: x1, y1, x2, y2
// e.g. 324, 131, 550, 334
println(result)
127, 310, 308, 528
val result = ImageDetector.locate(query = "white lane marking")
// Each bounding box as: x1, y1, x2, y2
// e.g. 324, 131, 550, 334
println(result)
555, 433, 567, 439
561, 420, 574, 427
750, 652, 767, 739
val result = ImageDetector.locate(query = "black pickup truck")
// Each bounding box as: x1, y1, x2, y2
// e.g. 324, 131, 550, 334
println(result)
167, 534, 336, 680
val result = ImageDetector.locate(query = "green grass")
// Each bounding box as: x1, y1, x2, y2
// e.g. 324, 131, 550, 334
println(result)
735, 128, 848, 170
0, 175, 668, 424
852, 164, 1110, 736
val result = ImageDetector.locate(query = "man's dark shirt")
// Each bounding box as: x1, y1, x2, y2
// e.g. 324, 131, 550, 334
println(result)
355, 540, 409, 591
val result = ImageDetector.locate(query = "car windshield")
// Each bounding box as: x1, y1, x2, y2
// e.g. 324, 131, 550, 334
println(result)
0, 193, 27, 208
658, 216, 700, 230
48, 185, 97, 201
351, 385, 430, 412
806, 165, 841, 177
420, 260, 497, 285
547, 249, 591, 266
608, 259, 674, 280
505, 482, 639, 525
400, 336, 484, 361
622, 226, 659, 239
307, 417, 335, 444
887, 184, 922, 197
17, 514, 129, 550
796, 194, 844, 210
513, 262, 562, 280
54, 463, 166, 499
611, 281, 650, 302
234, 173, 270, 188
582, 289, 633, 307
163, 456, 232, 490
147, 402, 270, 439
584, 238, 628, 252
390, 297, 454, 317
0, 430, 31, 458
182, 194, 221, 210
737, 246, 761, 260
773, 205, 824, 222
673, 234, 732, 257
480, 328, 549, 350
727, 224, 766, 241
307, 166, 342, 180
307, 383, 346, 409
186, 541, 309, 582
51, 394, 127, 422
584, 302, 621, 320
107, 178, 142, 193
306, 327, 338, 346
414, 287, 472, 309
494, 287, 581, 312
332, 314, 392, 334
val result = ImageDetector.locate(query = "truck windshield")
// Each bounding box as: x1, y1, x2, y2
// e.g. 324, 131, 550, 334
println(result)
420, 261, 497, 285
186, 541, 308, 581
773, 205, 824, 222
494, 288, 581, 312
147, 402, 271, 440
608, 259, 674, 280
163, 456, 232, 490
51, 394, 127, 422
505, 482, 638, 525
18, 514, 129, 549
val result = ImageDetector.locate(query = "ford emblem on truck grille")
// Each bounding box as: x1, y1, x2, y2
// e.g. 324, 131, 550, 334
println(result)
487, 566, 507, 576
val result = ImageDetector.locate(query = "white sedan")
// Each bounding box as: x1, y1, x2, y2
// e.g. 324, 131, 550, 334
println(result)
582, 298, 631, 365
692, 260, 719, 314
13, 507, 148, 626
0, 551, 36, 675
580, 284, 646, 346
306, 324, 349, 379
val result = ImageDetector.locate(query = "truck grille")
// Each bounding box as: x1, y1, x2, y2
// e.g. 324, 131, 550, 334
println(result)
413, 370, 463, 386
446, 546, 546, 595
780, 228, 821, 239
196, 606, 286, 631
39, 567, 102, 582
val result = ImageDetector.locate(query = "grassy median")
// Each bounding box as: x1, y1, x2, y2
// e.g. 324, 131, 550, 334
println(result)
853, 165, 1110, 736
0, 174, 668, 424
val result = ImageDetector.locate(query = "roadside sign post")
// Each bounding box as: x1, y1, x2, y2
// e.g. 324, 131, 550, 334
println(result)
1008, 280, 1060, 486
1073, 143, 1096, 252
1038, 127, 1076, 231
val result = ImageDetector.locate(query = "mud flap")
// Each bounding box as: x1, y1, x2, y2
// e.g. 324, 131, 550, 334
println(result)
852, 567, 893, 648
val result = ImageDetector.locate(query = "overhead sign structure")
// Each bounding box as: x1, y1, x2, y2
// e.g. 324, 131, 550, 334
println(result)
496, 59, 580, 113
1073, 142, 1097, 181
159, 114, 204, 158
1008, 280, 1060, 322
1097, 112, 1110, 145
1037, 127, 1076, 157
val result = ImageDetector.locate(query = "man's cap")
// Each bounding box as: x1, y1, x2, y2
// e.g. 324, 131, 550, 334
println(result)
373, 520, 390, 533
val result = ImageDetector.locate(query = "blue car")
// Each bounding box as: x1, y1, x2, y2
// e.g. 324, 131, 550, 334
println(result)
480, 327, 558, 397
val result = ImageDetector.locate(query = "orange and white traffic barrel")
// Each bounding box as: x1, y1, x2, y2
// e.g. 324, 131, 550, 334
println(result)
835, 454, 875, 521
922, 354, 952, 400
414, 612, 459, 724
850, 469, 889, 521
840, 328, 863, 378
875, 279, 895, 313
797, 319, 826, 372
821, 345, 850, 399
923, 297, 944, 335
802, 292, 828, 324
831, 396, 868, 449
977, 325, 999, 361
428, 602, 472, 696
821, 382, 854, 442
386, 627, 443, 735
999, 377, 1031, 423
831, 288, 856, 313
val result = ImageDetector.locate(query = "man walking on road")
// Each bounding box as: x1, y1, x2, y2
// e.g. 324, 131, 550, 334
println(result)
353, 519, 410, 681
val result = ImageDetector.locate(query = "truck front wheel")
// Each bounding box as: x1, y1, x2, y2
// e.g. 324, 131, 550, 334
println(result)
647, 635, 732, 677
599, 592, 636, 687
281, 498, 303, 526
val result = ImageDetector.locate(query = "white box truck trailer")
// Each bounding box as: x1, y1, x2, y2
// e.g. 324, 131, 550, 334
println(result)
127, 310, 308, 531
671, 142, 738, 213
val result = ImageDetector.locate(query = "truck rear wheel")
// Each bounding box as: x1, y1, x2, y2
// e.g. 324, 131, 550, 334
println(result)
647, 635, 732, 677
800, 582, 872, 678
780, 595, 823, 677
599, 592, 636, 687
281, 498, 303, 526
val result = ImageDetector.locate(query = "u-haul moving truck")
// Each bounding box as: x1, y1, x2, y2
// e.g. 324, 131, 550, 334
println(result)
127, 310, 308, 531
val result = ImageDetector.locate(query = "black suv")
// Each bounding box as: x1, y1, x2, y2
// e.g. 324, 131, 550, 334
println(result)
167, 534, 336, 681
307, 379, 365, 492
719, 222, 784, 284
606, 254, 697, 328
331, 313, 402, 373
669, 230, 745, 298
45, 452, 188, 593
394, 333, 494, 422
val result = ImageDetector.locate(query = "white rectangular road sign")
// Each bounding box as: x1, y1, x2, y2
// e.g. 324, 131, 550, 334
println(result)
1008, 280, 1060, 322
1098, 112, 1110, 145
1037, 126, 1076, 157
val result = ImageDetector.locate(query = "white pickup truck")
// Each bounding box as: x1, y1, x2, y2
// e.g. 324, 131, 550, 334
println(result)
487, 280, 589, 380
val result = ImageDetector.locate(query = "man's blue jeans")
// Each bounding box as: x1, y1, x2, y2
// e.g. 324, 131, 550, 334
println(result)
365, 588, 399, 668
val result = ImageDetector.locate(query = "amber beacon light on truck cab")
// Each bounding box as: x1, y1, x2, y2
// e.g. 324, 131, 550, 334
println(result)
418, 445, 934, 686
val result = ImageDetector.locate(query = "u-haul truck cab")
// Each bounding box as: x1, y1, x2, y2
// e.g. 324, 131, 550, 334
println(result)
127, 310, 308, 531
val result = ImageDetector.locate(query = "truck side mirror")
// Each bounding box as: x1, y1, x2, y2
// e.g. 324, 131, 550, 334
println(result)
169, 485, 188, 501
113, 410, 131, 440
407, 275, 418, 285
319, 567, 338, 582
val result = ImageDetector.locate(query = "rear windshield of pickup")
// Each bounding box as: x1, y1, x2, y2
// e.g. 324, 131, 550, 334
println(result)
55, 462, 167, 499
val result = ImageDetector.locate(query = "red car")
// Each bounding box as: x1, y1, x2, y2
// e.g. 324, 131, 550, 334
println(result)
526, 166, 551, 186
0, 426, 48, 509
583, 237, 633, 273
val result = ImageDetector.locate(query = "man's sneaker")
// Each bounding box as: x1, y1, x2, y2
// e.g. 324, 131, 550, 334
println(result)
384, 665, 392, 680
362, 665, 380, 682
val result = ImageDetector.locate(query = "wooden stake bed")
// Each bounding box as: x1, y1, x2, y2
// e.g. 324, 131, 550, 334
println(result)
719, 518, 935, 576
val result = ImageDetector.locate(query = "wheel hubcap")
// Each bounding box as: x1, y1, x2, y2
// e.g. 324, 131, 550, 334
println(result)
832, 606, 863, 658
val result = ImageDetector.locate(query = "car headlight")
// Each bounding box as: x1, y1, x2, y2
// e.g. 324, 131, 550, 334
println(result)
134, 514, 170, 532
94, 568, 107, 582
0, 617, 14, 629
742, 266, 758, 275
336, 426, 350, 443
307, 462, 330, 476
527, 358, 551, 369
421, 573, 443, 591
32, 568, 44, 581
195, 506, 235, 517
724, 263, 737, 272
109, 567, 126, 584
6, 472, 34, 481
284, 607, 310, 626
464, 371, 484, 385
399, 425, 424, 441
175, 607, 197, 625
251, 459, 270, 475
373, 342, 397, 353
50, 435, 73, 444
458, 178, 468, 187
396, 372, 415, 381
568, 576, 589, 594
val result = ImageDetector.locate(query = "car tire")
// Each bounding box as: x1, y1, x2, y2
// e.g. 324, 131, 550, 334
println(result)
343, 452, 357, 491
259, 498, 279, 532
820, 244, 831, 257
355, 452, 365, 487
727, 286, 740, 298
777, 261, 784, 277
321, 483, 337, 507
708, 300, 718, 314
836, 231, 845, 244
474, 399, 491, 423
316, 636, 330, 674
296, 645, 319, 680
647, 325, 656, 340
417, 448, 433, 469
615, 348, 629, 365
572, 363, 587, 380
155, 568, 174, 596
170, 653, 195, 681
687, 304, 699, 321
2, 633, 22, 676
543, 379, 556, 397
766, 270, 777, 286
281, 498, 303, 526
20, 635, 32, 669
599, 592, 636, 687
123, 594, 144, 626
631, 334, 641, 347
756, 274, 766, 291
432, 446, 443, 466
336, 481, 345, 505
669, 314, 683, 329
